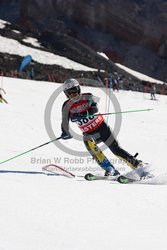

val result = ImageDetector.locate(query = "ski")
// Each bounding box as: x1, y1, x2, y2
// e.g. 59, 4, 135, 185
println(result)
84, 173, 156, 184
84, 173, 140, 184
84, 173, 114, 181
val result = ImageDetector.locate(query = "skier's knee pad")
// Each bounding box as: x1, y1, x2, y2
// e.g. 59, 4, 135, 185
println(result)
86, 140, 106, 164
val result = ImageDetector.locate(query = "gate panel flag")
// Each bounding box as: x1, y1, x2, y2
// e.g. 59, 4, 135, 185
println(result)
19, 55, 32, 72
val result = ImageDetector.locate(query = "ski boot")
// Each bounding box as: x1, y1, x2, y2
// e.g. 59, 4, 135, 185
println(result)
104, 169, 120, 177
136, 162, 154, 179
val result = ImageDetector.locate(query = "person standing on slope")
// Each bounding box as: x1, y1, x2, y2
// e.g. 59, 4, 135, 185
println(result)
60, 78, 150, 178
0, 88, 8, 104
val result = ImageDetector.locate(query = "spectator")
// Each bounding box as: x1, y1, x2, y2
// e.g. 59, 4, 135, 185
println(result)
29, 68, 35, 80
104, 76, 109, 88
109, 74, 113, 89
0, 70, 5, 76
150, 84, 157, 100
113, 77, 119, 91
97, 69, 104, 84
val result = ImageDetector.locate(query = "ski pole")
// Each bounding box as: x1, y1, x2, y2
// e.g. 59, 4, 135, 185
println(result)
72, 108, 153, 122
0, 136, 62, 165
94, 108, 153, 117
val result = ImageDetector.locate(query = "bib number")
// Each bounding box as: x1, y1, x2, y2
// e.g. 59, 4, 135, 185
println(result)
77, 115, 94, 126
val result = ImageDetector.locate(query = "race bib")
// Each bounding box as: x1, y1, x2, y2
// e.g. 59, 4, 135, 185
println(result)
77, 114, 104, 133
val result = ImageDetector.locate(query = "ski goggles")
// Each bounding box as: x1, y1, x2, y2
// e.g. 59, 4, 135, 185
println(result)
64, 86, 80, 96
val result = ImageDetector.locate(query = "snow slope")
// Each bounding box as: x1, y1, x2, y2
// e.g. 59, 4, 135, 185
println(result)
1, 76, 167, 250
97, 51, 165, 84
1, 18, 165, 82
0, 18, 96, 71
116, 63, 165, 84
0, 35, 97, 71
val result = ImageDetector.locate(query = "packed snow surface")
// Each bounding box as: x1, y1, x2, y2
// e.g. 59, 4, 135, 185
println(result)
0, 76, 167, 250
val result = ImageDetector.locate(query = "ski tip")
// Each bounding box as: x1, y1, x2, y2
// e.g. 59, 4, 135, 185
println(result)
84, 173, 94, 181
117, 175, 134, 184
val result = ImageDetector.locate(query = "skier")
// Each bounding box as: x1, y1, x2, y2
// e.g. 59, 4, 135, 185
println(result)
60, 78, 150, 178
0, 88, 8, 104
150, 84, 156, 100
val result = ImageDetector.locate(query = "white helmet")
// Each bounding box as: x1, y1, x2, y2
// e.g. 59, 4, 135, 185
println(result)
63, 78, 81, 97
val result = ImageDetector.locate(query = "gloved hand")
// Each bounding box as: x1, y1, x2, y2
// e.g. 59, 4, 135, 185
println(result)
61, 132, 73, 140
70, 111, 89, 122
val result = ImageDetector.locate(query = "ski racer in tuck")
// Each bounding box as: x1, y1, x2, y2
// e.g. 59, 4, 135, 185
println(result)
61, 78, 151, 178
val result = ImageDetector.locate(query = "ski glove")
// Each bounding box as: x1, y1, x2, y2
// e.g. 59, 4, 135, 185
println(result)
61, 131, 73, 140
70, 110, 89, 122
70, 103, 98, 122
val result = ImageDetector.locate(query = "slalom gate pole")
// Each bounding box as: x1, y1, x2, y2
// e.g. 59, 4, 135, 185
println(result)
0, 136, 62, 165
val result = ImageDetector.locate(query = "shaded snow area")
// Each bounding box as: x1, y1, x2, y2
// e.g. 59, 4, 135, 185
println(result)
1, 76, 167, 250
